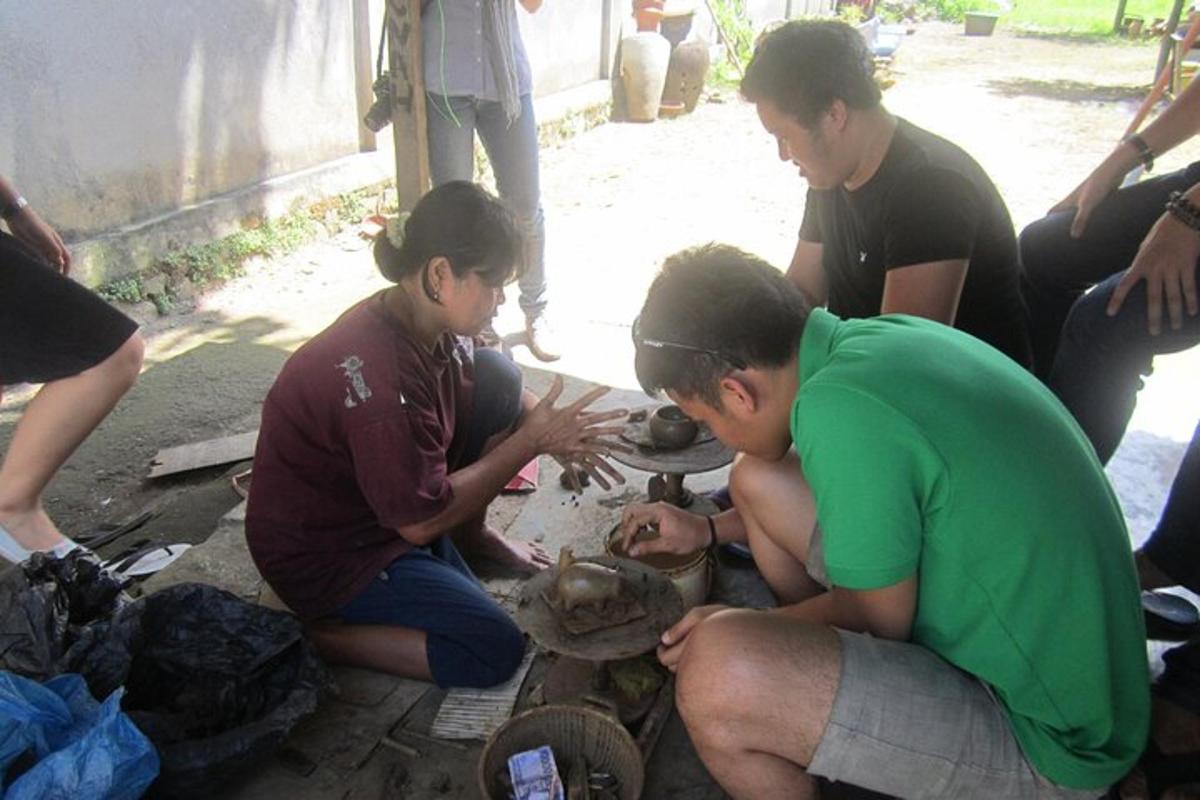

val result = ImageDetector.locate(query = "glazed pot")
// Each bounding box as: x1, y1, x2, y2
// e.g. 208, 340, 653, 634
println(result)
633, 0, 664, 32
620, 32, 671, 122
648, 404, 698, 449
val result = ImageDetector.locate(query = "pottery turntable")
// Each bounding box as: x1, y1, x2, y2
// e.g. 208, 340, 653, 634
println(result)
515, 553, 684, 725
610, 404, 734, 517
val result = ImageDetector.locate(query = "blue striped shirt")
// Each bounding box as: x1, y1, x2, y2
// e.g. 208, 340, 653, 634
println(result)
421, 0, 532, 100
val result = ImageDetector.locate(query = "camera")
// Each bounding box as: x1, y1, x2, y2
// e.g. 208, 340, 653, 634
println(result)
363, 73, 394, 133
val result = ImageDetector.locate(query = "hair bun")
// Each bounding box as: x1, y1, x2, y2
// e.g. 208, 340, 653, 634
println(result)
384, 212, 411, 250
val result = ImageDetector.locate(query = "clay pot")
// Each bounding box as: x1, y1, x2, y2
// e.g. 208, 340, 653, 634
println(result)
620, 32, 671, 123
633, 0, 664, 32
661, 38, 710, 113
649, 404, 698, 449
606, 527, 711, 611
660, 9, 695, 49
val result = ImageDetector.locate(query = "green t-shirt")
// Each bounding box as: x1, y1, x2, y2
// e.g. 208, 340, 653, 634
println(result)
791, 309, 1148, 791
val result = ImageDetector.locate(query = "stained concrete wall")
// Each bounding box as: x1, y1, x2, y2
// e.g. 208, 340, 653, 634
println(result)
0, 0, 823, 285
0, 1, 363, 242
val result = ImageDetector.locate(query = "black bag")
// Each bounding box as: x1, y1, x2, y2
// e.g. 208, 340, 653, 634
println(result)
0, 551, 128, 681
0, 555, 330, 799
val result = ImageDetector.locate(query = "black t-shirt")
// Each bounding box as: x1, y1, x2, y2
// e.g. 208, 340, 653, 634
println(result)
799, 118, 1031, 368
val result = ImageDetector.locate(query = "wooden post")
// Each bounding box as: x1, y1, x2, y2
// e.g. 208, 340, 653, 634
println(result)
386, 0, 430, 212
1113, 0, 1129, 34
1156, 0, 1188, 90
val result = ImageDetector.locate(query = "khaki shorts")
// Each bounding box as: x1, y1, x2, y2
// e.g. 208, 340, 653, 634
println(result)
803, 527, 1105, 799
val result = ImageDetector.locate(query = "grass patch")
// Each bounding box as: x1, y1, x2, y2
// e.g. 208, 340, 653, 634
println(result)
95, 186, 394, 312
1004, 0, 1176, 36
885, 0, 1175, 36
96, 275, 143, 305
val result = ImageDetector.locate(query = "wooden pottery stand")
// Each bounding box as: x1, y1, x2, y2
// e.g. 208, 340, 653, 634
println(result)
514, 556, 684, 729
613, 405, 735, 517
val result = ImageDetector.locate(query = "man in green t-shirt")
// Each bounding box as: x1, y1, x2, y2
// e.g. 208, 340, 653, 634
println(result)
619, 244, 1148, 799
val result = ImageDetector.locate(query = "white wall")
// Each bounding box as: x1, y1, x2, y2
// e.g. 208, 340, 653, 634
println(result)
0, 1, 363, 241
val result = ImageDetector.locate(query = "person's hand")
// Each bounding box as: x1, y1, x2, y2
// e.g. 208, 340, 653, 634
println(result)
8, 206, 71, 274
1107, 211, 1200, 334
1048, 155, 1127, 240
618, 502, 709, 557
657, 604, 729, 671
517, 376, 628, 489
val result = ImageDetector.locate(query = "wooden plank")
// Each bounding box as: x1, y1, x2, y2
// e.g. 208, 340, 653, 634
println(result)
386, 0, 431, 212
147, 430, 258, 479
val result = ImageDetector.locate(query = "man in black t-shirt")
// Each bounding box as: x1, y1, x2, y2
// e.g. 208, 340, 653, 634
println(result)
741, 20, 1031, 368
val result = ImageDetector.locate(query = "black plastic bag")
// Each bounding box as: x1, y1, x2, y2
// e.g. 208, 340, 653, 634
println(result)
0, 551, 129, 682
72, 583, 330, 799
1, 557, 330, 799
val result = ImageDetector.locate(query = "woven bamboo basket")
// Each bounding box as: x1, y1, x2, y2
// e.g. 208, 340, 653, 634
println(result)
477, 702, 644, 799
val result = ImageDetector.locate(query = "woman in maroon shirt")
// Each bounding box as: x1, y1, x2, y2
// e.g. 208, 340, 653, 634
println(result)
246, 182, 626, 687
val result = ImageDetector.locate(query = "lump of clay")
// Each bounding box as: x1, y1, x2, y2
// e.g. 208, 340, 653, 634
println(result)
555, 548, 622, 612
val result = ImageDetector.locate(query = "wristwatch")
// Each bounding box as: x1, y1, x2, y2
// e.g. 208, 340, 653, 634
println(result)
1, 195, 28, 221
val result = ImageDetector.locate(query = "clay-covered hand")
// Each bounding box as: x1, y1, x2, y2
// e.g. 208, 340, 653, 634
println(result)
657, 604, 729, 672
618, 502, 708, 557
1107, 211, 1200, 334
1049, 155, 1127, 240
517, 376, 628, 489
8, 205, 71, 274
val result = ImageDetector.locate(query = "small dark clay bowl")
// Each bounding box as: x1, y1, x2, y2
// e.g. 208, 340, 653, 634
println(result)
649, 405, 699, 450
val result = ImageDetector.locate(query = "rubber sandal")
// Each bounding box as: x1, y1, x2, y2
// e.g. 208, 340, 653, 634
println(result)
103, 543, 191, 579
1143, 590, 1200, 641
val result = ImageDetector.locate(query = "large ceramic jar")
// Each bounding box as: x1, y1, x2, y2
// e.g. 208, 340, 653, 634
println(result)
621, 32, 671, 122
661, 38, 710, 112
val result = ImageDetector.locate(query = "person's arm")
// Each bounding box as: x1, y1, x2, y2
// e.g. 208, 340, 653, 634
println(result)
876, 169, 981, 324
1105, 186, 1200, 333
0, 174, 71, 274
655, 576, 916, 670
879, 258, 969, 324
775, 577, 917, 641
395, 377, 627, 545
1055, 74, 1200, 237
787, 239, 828, 307
618, 501, 747, 555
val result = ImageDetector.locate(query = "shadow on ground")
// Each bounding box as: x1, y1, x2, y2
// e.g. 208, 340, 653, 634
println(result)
0, 312, 299, 547
985, 77, 1148, 103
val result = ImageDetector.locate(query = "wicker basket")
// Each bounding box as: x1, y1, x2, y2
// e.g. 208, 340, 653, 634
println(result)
477, 703, 644, 799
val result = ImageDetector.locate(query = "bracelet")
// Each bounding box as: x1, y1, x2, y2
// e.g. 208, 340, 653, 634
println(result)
0, 195, 27, 221
1167, 191, 1200, 232
1123, 133, 1154, 172
705, 515, 718, 551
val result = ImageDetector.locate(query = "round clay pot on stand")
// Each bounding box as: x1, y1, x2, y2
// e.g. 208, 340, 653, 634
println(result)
661, 37, 710, 115
621, 32, 671, 122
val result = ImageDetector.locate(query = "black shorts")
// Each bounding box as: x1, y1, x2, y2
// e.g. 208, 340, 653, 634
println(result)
0, 231, 138, 385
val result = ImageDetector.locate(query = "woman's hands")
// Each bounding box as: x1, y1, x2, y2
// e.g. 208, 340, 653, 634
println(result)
517, 376, 628, 489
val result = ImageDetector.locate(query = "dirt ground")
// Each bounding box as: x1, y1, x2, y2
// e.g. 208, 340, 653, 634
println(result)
3, 21, 1198, 556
